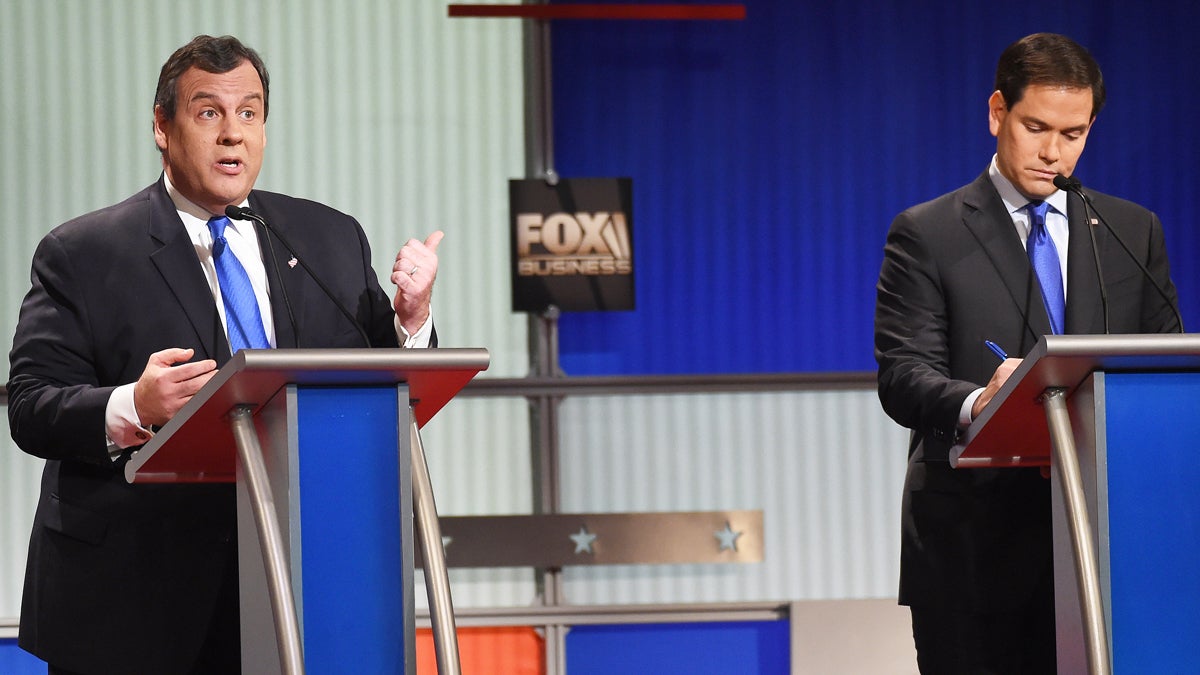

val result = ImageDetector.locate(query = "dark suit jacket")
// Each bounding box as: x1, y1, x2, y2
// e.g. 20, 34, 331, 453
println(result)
6, 177, 409, 673
874, 170, 1181, 613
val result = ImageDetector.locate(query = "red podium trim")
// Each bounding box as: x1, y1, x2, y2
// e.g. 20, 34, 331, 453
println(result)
448, 4, 746, 20
953, 334, 1200, 468
125, 348, 489, 483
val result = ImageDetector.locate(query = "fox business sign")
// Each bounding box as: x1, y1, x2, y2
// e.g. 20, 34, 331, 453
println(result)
510, 178, 634, 312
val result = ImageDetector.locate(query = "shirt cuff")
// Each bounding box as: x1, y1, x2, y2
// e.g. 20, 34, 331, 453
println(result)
959, 388, 985, 427
105, 382, 155, 459
396, 308, 434, 348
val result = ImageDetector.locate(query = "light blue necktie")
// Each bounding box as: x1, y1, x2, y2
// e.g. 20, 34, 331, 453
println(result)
1026, 201, 1065, 335
208, 215, 270, 353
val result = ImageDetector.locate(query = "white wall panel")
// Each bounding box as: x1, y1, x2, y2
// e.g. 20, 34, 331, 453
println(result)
0, 414, 43, 623
416, 397, 538, 609
558, 389, 911, 605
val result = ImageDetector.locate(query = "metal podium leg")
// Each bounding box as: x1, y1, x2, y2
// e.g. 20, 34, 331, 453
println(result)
1042, 389, 1110, 675
230, 406, 305, 674
410, 410, 462, 675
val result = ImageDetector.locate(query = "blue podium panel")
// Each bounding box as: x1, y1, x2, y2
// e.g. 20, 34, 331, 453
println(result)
296, 386, 406, 672
565, 621, 789, 675
0, 639, 46, 675
1104, 372, 1200, 672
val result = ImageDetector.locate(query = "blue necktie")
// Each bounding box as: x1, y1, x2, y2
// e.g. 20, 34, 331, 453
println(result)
208, 215, 270, 353
1026, 201, 1065, 335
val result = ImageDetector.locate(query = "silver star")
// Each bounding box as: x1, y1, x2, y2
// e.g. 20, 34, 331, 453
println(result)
569, 526, 597, 554
714, 522, 743, 552
441, 535, 453, 550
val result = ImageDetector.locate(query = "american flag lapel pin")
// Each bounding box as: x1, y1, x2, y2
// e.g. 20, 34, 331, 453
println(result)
288, 256, 298, 268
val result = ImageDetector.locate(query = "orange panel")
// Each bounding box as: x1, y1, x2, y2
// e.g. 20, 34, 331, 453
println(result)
416, 626, 545, 675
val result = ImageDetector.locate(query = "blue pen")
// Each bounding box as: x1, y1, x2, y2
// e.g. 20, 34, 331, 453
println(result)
984, 340, 1008, 361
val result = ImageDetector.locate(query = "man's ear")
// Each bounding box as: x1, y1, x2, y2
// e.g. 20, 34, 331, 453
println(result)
987, 90, 1006, 138
153, 105, 168, 153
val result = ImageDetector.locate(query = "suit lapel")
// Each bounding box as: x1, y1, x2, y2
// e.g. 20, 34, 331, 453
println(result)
1064, 191, 1103, 334
960, 172, 1052, 351
250, 194, 305, 349
146, 178, 229, 364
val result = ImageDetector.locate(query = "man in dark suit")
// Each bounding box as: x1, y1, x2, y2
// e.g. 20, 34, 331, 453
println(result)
874, 33, 1181, 673
7, 35, 442, 673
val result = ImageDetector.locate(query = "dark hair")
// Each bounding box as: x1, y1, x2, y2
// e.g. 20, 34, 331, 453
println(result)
995, 33, 1105, 117
154, 35, 270, 122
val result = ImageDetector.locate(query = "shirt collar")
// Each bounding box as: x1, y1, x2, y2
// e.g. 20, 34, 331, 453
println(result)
987, 155, 1070, 217
162, 172, 251, 224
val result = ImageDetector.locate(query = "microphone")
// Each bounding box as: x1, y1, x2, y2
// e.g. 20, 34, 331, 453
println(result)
1052, 175, 1184, 333
1053, 174, 1110, 333
224, 205, 372, 348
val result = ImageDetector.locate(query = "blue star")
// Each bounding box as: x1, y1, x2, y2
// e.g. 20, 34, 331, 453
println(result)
569, 526, 597, 554
714, 522, 743, 552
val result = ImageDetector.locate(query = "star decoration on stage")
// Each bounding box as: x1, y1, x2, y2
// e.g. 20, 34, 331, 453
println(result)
569, 525, 598, 554
441, 535, 453, 550
714, 521, 743, 552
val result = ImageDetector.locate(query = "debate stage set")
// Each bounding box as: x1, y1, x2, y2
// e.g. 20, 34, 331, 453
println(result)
3, 2, 1200, 673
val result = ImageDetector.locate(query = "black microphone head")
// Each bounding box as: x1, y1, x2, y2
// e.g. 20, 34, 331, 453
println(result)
1053, 174, 1083, 192
224, 205, 246, 220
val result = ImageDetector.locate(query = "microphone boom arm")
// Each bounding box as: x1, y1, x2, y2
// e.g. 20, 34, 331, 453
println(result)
225, 205, 373, 348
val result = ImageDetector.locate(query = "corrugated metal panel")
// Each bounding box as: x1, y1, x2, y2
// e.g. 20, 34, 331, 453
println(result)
416, 398, 538, 608
558, 390, 910, 604
0, 0, 528, 620
0, 415, 43, 621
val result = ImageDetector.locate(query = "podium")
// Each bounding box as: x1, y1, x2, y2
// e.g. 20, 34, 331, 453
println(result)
953, 334, 1200, 674
124, 348, 490, 674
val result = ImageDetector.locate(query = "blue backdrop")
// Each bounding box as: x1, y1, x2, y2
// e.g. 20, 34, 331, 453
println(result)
551, 1, 1200, 375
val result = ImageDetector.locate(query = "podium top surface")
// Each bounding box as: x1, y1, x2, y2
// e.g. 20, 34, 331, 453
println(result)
952, 334, 1200, 468
125, 348, 489, 483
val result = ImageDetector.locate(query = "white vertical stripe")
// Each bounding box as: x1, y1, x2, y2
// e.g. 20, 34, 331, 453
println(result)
0, 416, 43, 618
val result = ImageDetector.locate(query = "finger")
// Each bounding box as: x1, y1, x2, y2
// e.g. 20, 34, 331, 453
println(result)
167, 359, 218, 383
151, 357, 217, 389
394, 252, 433, 281
392, 269, 427, 290
149, 347, 195, 367
391, 270, 412, 287
423, 230, 445, 252
399, 231, 443, 260
178, 368, 219, 396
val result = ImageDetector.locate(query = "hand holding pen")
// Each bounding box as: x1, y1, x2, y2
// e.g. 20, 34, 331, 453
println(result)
972, 340, 1020, 419
984, 340, 1008, 361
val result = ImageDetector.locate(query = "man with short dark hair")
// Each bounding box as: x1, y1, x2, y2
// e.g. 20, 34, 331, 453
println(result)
7, 35, 441, 673
875, 33, 1181, 673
